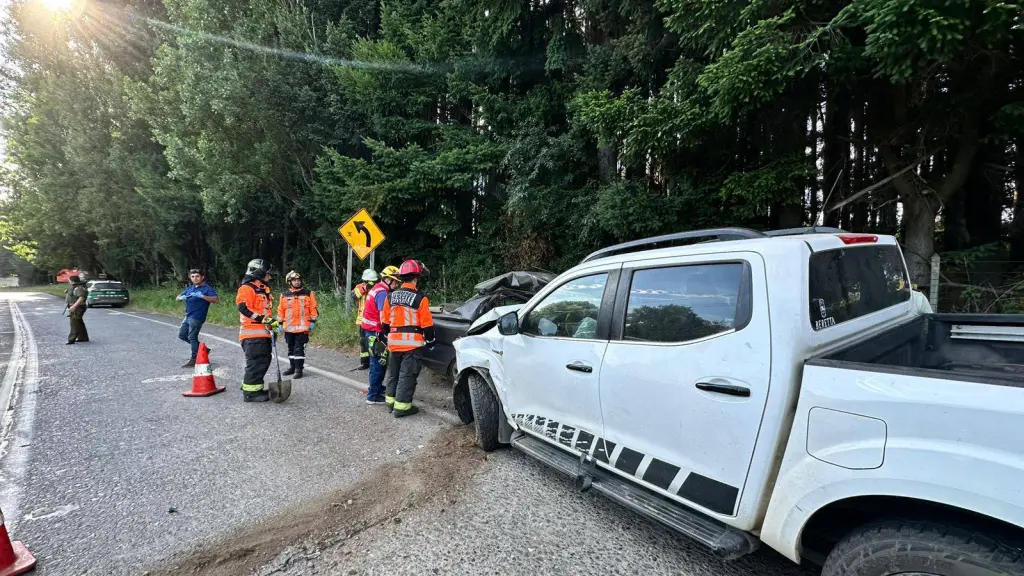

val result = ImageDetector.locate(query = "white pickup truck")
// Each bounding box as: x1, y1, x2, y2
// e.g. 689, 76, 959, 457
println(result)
452, 227, 1024, 576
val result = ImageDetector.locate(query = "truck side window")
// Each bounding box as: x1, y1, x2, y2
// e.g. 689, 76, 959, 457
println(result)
521, 273, 609, 339
623, 263, 745, 343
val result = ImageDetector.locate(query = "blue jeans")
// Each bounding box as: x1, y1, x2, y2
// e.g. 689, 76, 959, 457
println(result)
367, 332, 386, 400
178, 316, 204, 359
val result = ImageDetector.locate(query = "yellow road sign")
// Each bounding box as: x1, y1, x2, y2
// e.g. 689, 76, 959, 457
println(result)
338, 209, 385, 260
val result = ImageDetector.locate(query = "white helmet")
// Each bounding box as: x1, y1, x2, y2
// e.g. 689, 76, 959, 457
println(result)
361, 269, 380, 282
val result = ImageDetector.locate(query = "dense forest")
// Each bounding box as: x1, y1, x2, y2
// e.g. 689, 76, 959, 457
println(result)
0, 0, 1021, 303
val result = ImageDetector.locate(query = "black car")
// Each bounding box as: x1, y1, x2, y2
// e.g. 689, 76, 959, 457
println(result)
422, 271, 554, 383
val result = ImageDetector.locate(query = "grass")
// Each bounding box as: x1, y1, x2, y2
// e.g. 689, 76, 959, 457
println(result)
9, 283, 362, 350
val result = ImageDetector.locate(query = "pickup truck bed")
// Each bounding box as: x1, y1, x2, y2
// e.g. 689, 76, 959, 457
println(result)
810, 314, 1024, 386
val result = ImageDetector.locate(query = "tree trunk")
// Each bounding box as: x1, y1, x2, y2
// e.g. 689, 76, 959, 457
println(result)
598, 142, 617, 184
821, 81, 850, 227
964, 141, 1005, 247
1012, 138, 1024, 260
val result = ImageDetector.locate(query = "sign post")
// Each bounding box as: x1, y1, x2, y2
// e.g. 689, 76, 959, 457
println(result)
345, 245, 353, 315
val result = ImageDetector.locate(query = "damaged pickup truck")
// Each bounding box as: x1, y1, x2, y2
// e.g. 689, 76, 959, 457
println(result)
452, 227, 1024, 576
424, 271, 552, 389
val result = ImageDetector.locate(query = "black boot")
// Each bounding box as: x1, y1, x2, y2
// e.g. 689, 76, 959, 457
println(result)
293, 359, 304, 379
282, 359, 296, 376
393, 405, 420, 418
243, 390, 270, 402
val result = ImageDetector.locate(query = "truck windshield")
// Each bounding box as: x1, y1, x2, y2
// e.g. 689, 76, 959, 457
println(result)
808, 245, 910, 331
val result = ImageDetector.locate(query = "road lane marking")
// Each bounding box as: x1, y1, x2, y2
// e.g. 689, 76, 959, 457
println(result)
141, 367, 229, 384
23, 504, 78, 522
0, 302, 40, 527
113, 311, 461, 425
0, 302, 23, 421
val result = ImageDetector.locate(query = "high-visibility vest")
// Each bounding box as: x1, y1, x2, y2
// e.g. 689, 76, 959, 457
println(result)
279, 288, 318, 333
360, 282, 389, 332
352, 283, 369, 326
236, 280, 273, 340
381, 283, 434, 352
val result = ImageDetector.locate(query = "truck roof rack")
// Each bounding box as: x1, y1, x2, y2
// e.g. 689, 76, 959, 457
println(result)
580, 228, 766, 264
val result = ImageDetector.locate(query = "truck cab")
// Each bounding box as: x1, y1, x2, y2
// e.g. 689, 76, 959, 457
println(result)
453, 227, 1024, 576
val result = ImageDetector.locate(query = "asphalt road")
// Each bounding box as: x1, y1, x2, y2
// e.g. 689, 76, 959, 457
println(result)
0, 291, 817, 576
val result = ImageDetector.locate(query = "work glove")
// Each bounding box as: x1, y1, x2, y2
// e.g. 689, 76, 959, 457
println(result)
309, 321, 317, 331
176, 294, 186, 302
425, 340, 437, 351
188, 293, 203, 300
262, 316, 281, 333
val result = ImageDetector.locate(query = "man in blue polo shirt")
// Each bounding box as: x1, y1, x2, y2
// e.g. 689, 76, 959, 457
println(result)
177, 268, 220, 368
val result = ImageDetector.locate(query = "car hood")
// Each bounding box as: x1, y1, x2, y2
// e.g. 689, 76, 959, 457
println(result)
466, 304, 523, 336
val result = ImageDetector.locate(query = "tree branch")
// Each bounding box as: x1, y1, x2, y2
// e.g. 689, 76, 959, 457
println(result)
828, 158, 923, 212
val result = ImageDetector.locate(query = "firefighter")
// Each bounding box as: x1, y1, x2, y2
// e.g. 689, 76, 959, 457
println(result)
361, 265, 401, 404
65, 274, 90, 344
278, 270, 319, 379
380, 259, 435, 417
352, 269, 379, 370
235, 259, 279, 403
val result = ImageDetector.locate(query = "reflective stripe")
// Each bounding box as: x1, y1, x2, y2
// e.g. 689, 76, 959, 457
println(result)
193, 363, 212, 377
385, 396, 395, 405
242, 383, 264, 392
239, 328, 270, 338
394, 401, 413, 411
387, 332, 425, 347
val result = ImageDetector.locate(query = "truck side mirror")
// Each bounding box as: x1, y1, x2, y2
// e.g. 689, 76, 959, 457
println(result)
498, 312, 519, 336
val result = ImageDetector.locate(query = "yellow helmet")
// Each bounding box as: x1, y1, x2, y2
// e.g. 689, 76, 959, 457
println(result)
381, 265, 400, 281
285, 270, 302, 283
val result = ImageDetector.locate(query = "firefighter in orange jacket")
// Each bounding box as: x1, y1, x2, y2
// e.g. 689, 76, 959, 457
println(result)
235, 259, 279, 403
380, 259, 435, 417
278, 270, 319, 379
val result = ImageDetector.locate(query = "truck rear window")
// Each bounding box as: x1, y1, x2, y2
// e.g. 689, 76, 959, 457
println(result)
808, 245, 910, 331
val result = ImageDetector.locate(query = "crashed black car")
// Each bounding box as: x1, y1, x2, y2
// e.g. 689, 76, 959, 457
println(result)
424, 271, 554, 383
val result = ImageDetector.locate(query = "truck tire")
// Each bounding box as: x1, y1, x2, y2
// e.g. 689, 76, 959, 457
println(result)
822, 519, 1024, 576
468, 372, 500, 451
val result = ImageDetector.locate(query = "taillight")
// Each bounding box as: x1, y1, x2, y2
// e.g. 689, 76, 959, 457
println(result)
838, 234, 878, 245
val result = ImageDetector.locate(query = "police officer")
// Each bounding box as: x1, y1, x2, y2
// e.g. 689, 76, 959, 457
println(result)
380, 260, 435, 417
278, 270, 318, 379
235, 259, 279, 402
65, 274, 89, 344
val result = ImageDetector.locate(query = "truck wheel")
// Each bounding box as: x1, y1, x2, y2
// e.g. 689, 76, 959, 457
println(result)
468, 372, 500, 452
822, 520, 1024, 576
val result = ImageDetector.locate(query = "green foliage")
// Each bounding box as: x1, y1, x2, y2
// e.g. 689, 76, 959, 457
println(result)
0, 0, 1021, 312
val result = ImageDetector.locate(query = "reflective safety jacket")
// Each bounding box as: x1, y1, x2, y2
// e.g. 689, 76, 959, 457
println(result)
359, 281, 390, 333
380, 282, 435, 352
278, 288, 318, 333
352, 283, 370, 326
236, 280, 273, 341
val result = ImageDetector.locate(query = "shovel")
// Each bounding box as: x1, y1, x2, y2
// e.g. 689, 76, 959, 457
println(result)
267, 332, 292, 403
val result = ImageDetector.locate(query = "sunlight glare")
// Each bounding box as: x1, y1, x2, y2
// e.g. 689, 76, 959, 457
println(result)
41, 0, 75, 11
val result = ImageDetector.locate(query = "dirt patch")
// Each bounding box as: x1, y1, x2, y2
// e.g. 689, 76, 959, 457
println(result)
146, 425, 485, 576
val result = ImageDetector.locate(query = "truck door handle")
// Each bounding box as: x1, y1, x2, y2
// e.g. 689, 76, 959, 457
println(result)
566, 362, 593, 373
695, 382, 750, 397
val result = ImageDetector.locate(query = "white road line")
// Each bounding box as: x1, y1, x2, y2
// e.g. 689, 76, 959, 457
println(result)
113, 311, 461, 425
0, 302, 40, 527
0, 302, 24, 420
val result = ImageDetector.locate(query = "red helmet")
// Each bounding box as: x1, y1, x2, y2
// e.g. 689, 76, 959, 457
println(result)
399, 259, 428, 277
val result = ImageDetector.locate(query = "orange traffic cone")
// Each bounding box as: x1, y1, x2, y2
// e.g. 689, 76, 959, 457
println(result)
183, 343, 225, 397
0, 507, 35, 576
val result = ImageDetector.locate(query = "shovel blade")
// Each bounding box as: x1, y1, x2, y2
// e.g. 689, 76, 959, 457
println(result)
268, 379, 292, 403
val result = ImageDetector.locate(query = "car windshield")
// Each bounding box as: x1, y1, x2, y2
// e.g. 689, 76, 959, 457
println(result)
91, 282, 124, 291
